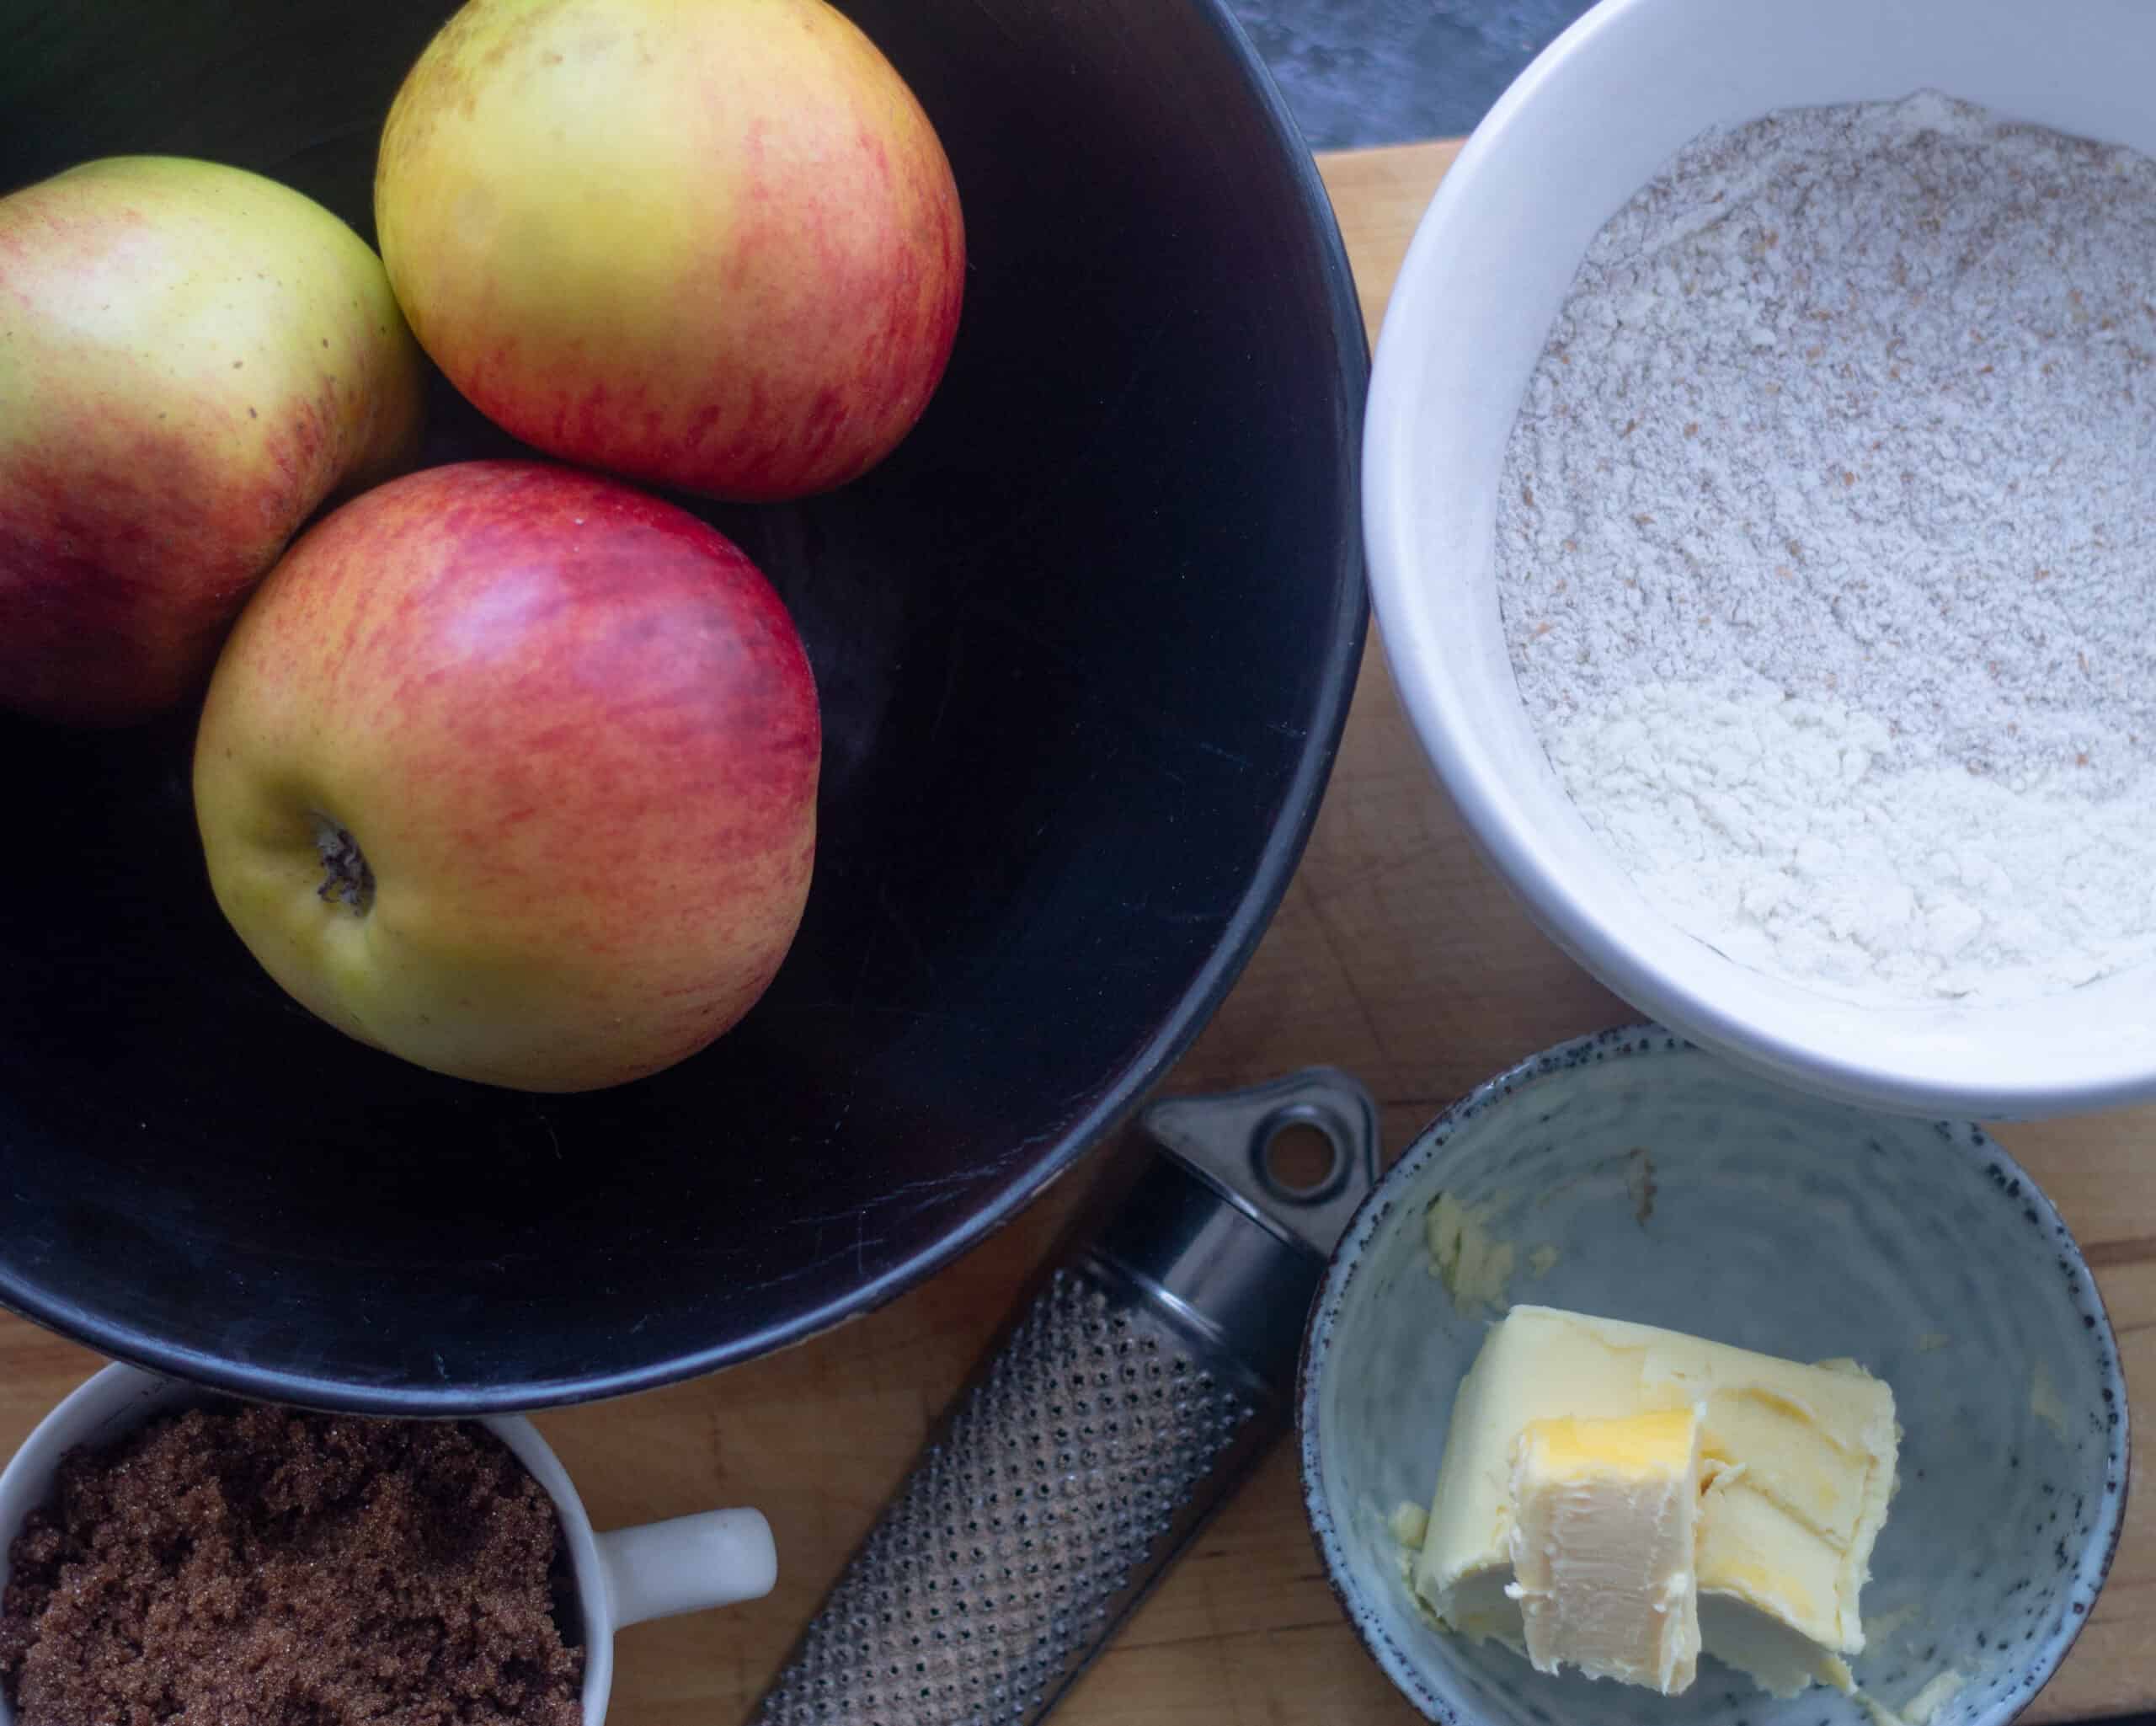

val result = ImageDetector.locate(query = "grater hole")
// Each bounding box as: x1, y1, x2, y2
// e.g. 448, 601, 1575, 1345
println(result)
1262, 1117, 1341, 1194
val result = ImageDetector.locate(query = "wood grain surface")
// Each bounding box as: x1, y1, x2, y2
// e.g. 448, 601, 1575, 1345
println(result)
0, 138, 2148, 1723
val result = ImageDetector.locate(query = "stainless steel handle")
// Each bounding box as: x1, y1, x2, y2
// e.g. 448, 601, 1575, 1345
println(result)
755, 1068, 1378, 1726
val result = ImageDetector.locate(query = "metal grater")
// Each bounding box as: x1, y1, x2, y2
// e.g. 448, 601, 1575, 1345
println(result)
756, 1068, 1378, 1726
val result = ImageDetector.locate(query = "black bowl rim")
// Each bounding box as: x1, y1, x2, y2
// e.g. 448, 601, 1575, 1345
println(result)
8, 0, 1371, 1414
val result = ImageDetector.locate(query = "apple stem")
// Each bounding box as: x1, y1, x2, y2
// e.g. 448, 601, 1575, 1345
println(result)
312, 814, 375, 916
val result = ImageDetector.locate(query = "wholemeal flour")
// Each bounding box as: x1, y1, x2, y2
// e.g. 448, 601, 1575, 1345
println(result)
1498, 92, 2156, 1002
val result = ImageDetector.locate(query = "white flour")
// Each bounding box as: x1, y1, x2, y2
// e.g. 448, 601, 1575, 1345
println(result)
1497, 92, 2156, 1003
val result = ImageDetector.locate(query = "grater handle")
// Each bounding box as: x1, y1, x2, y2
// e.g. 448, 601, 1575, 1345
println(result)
755, 1069, 1378, 1726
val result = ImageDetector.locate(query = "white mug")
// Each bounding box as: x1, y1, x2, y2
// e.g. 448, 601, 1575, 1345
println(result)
0, 1364, 776, 1726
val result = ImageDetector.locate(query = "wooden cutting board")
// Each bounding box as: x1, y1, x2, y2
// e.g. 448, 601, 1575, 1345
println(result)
0, 140, 2147, 1723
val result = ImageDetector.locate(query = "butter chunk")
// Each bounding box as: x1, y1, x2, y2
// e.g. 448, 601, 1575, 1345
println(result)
1415, 1305, 1898, 1698
1506, 1408, 1702, 1693
1426, 1191, 1516, 1314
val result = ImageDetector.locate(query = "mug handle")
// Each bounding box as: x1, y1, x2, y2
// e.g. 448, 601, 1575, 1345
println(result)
596, 1508, 778, 1628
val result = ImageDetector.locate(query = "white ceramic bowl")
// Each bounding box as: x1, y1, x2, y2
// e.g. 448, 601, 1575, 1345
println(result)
1363, 0, 2156, 1116
1299, 1028, 2130, 1726
0, 1366, 777, 1726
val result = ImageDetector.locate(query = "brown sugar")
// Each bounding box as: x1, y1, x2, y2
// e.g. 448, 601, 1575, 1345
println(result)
0, 1403, 583, 1726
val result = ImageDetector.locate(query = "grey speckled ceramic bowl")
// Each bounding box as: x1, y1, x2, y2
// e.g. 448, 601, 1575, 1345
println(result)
1299, 1026, 2128, 1726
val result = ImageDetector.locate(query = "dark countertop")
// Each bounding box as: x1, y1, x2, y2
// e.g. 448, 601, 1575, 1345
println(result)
1230, 0, 1596, 147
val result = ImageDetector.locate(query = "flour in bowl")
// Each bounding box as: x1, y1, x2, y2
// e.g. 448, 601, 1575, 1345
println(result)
1498, 92, 2156, 1002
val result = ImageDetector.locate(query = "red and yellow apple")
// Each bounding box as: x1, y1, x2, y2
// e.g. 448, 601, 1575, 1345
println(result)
193, 461, 820, 1093
0, 156, 424, 724
374, 0, 963, 503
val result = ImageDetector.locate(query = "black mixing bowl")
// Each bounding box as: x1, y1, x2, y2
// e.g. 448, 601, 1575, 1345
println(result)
0, 0, 1366, 1411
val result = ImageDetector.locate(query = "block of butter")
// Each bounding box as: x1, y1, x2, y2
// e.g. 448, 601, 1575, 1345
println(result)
1415, 1304, 1898, 1697
1508, 1407, 1703, 1693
